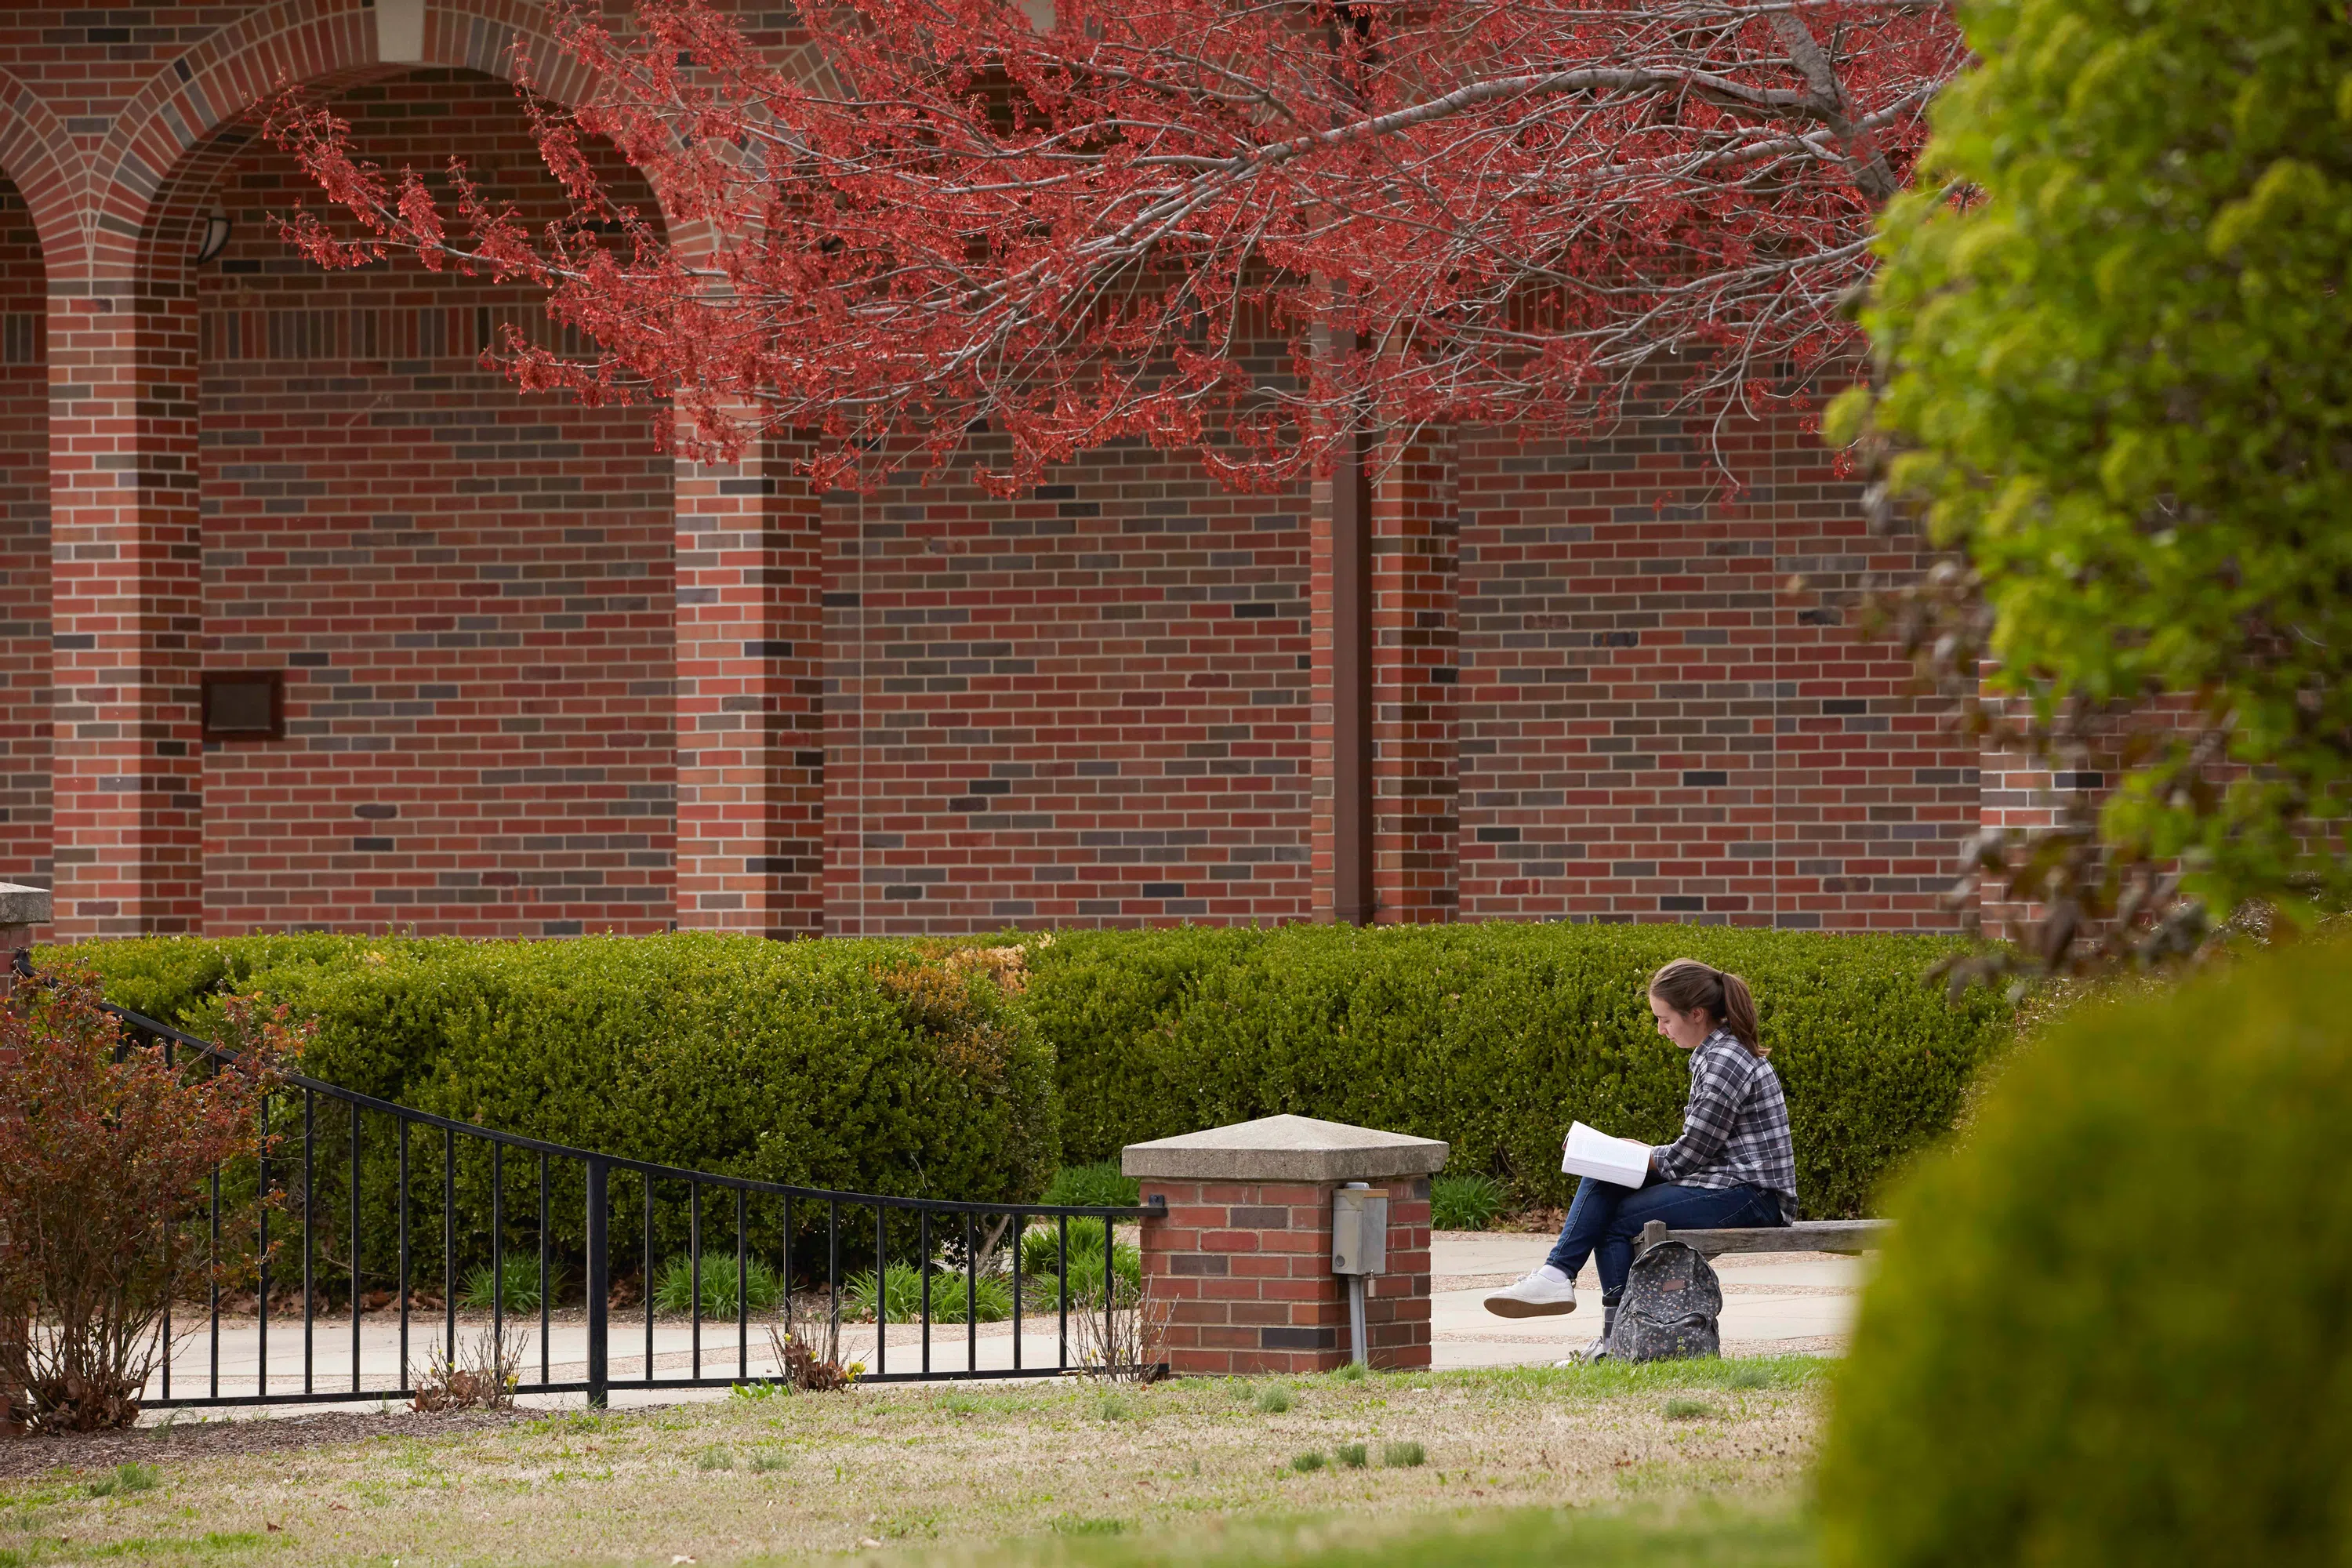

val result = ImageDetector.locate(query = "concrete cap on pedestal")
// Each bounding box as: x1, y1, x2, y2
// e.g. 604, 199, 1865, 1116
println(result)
0, 882, 51, 927
1122, 1114, 1449, 1185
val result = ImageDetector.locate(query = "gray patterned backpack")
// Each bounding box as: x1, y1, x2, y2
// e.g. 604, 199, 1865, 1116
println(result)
1602, 1240, 1722, 1361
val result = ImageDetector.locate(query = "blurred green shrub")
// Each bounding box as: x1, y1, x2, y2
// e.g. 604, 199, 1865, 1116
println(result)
1818, 946, 2352, 1565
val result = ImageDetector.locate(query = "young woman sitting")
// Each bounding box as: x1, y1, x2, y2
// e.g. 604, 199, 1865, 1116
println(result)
1483, 958, 1795, 1338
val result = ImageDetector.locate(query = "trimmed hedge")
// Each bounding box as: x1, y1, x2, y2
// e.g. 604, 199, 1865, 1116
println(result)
52, 922, 2007, 1245
1027, 924, 2012, 1218
1818, 947, 2352, 1565
42, 934, 1056, 1292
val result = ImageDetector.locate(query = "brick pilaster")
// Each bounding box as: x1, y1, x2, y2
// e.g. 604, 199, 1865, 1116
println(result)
673, 431, 826, 935
46, 281, 204, 938
1309, 430, 1374, 924
1370, 429, 1458, 921
1137, 1176, 1433, 1377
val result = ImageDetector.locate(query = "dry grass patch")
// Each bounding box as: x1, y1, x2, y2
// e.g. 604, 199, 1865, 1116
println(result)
0, 1359, 1824, 1566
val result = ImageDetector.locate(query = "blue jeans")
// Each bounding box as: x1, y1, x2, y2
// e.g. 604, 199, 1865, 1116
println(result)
1545, 1177, 1783, 1298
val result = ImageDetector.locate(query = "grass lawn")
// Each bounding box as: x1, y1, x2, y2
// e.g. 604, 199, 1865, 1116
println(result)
0, 1359, 1824, 1567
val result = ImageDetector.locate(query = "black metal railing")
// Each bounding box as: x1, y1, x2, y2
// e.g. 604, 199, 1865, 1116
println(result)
98, 997, 1164, 1409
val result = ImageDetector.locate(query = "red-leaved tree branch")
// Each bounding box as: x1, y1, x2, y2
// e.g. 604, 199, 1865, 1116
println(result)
272, 0, 1962, 489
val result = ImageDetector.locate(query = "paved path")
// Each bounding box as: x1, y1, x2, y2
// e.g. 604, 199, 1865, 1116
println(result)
1427, 1229, 1867, 1366
136, 1230, 1866, 1417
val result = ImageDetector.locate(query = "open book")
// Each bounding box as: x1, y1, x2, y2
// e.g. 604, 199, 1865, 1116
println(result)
1561, 1121, 1652, 1188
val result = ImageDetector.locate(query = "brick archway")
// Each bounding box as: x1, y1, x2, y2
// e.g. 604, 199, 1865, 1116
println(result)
87, 0, 623, 281
0, 67, 89, 279
38, 0, 722, 939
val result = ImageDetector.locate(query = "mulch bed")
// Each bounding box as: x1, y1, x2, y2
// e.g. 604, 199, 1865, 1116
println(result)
0, 1406, 543, 1483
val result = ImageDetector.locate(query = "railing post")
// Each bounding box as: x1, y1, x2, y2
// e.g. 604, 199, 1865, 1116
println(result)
585, 1156, 609, 1408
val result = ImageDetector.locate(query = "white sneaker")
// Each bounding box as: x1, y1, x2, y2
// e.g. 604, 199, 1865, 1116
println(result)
1552, 1336, 1610, 1367
1483, 1269, 1577, 1319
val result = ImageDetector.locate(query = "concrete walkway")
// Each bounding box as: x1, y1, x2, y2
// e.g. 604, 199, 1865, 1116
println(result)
1428, 1229, 1867, 1366
135, 1230, 1867, 1417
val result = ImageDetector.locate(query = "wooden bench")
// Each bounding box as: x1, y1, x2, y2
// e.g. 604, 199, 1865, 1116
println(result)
1634, 1217, 1889, 1259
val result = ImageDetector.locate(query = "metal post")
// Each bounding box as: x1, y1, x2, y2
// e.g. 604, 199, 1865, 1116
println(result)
492, 1142, 504, 1356
539, 1151, 550, 1385
303, 1088, 315, 1394
258, 1096, 270, 1399
442, 1127, 456, 1363
397, 1122, 410, 1394
1348, 1274, 1369, 1370
585, 1157, 609, 1408
350, 1105, 362, 1392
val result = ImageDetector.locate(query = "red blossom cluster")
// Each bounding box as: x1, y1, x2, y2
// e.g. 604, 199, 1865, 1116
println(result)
272, 0, 1962, 489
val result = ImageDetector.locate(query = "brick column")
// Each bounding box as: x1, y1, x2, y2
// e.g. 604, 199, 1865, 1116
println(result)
673, 431, 826, 936
1125, 1114, 1445, 1377
46, 281, 204, 938
1370, 428, 1458, 922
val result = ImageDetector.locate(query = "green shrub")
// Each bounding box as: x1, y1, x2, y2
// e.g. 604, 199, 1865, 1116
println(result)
42, 933, 1057, 1294
841, 1262, 1013, 1324
1817, 947, 2352, 1566
459, 1255, 558, 1314
1380, 1439, 1425, 1468
1040, 1161, 1141, 1209
1026, 924, 2009, 1218
1019, 1217, 1114, 1273
1429, 1172, 1508, 1231
1289, 1450, 1326, 1473
1255, 1385, 1294, 1414
1335, 1442, 1369, 1469
654, 1255, 787, 1319
1018, 1221, 1141, 1305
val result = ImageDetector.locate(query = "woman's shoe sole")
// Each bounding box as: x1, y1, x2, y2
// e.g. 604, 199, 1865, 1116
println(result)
1481, 1297, 1578, 1319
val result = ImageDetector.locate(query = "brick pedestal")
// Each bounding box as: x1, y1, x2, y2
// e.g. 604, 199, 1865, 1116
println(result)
0, 882, 51, 1000
1125, 1114, 1446, 1376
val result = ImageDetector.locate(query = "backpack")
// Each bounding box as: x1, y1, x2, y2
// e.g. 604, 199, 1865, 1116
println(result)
1602, 1240, 1722, 1362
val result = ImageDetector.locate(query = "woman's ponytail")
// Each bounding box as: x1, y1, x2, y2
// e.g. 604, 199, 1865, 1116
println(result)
1648, 958, 1767, 1058
1716, 971, 1762, 1058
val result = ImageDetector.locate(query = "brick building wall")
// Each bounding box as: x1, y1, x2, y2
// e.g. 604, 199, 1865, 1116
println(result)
197, 73, 674, 935
1455, 396, 1975, 931
0, 0, 1994, 940
822, 443, 1313, 933
0, 180, 47, 898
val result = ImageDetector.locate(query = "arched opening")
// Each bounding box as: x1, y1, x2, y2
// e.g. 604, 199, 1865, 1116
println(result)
0, 172, 47, 895
178, 68, 677, 935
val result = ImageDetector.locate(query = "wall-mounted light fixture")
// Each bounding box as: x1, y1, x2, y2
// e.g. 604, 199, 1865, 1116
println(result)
194, 208, 232, 266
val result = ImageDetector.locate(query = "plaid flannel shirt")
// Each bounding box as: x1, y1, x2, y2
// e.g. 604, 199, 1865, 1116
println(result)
1650, 1029, 1798, 1221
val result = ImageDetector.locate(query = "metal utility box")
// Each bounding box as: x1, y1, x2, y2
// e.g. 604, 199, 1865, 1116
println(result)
1330, 1186, 1389, 1276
